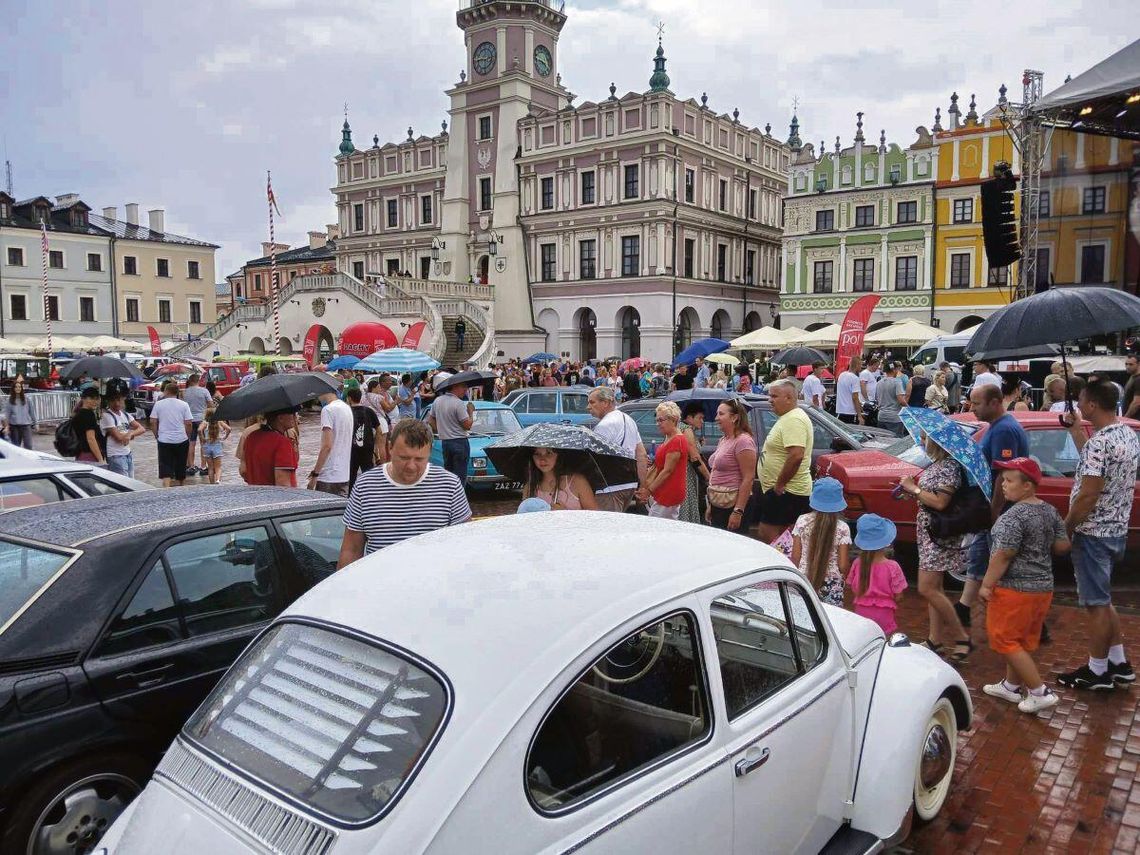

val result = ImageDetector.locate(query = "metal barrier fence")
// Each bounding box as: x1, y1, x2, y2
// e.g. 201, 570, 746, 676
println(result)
1, 390, 80, 426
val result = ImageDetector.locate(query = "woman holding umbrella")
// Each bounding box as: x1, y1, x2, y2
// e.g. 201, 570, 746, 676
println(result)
522, 448, 597, 511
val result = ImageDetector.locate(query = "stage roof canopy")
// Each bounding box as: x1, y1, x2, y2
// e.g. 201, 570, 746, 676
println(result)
1032, 38, 1140, 139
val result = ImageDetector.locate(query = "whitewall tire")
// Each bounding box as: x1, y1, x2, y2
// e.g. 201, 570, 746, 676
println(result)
913, 698, 957, 821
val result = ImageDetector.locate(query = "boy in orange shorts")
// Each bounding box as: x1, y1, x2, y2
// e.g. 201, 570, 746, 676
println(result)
979, 457, 1071, 714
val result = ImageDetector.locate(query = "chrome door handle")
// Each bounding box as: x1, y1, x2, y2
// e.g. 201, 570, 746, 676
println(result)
734, 747, 770, 777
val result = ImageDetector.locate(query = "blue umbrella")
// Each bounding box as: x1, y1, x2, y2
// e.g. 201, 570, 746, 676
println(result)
671, 338, 731, 369
355, 348, 440, 373
325, 354, 360, 371
899, 407, 992, 501
523, 352, 558, 364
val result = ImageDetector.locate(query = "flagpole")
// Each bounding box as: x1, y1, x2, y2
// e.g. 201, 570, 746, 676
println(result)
40, 223, 53, 365
268, 170, 280, 353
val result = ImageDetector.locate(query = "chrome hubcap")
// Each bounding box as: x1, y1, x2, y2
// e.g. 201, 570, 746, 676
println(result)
31, 774, 139, 855
920, 724, 952, 790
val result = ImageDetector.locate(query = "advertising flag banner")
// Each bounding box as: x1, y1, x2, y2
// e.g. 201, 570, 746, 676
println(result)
146, 326, 162, 356
835, 294, 881, 375
302, 324, 322, 368
401, 321, 427, 350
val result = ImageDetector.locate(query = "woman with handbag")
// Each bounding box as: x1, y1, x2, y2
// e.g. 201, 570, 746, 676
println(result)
705, 399, 756, 532
898, 436, 972, 663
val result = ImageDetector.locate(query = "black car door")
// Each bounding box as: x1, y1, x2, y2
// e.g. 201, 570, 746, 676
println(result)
82, 524, 287, 734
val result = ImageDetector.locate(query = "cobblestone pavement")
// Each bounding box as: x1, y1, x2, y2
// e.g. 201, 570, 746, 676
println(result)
27, 421, 1140, 852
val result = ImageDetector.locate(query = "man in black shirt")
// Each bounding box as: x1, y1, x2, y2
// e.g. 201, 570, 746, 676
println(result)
622, 369, 642, 400
346, 388, 386, 490
672, 365, 694, 391
1123, 353, 1140, 419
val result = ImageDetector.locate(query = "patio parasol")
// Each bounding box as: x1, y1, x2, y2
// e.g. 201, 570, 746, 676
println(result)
705, 352, 740, 367
354, 348, 440, 374
485, 423, 637, 491
672, 338, 731, 369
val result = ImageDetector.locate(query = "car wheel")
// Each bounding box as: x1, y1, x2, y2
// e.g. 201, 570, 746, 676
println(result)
3, 754, 149, 855
913, 697, 957, 821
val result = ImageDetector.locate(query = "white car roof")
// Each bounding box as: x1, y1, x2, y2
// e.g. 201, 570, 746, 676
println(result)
286, 513, 785, 745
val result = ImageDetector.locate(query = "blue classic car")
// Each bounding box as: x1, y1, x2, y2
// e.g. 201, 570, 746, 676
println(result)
505, 386, 595, 427
422, 401, 525, 491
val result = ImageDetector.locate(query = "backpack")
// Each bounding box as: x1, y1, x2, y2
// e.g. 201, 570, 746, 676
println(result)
53, 418, 82, 457
927, 465, 992, 538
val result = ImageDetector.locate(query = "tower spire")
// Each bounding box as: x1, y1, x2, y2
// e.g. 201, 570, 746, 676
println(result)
648, 23, 671, 93
338, 103, 355, 156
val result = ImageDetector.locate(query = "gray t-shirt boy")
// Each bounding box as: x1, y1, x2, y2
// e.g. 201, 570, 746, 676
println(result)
875, 375, 903, 423
432, 393, 471, 440
183, 385, 213, 421
989, 501, 1067, 592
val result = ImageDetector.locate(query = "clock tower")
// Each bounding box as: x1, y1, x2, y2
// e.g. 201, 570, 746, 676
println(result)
438, 0, 568, 349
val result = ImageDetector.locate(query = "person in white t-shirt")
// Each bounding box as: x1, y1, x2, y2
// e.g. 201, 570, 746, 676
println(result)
586, 385, 648, 511
801, 361, 827, 408
100, 391, 146, 479
149, 382, 193, 487
859, 357, 880, 404
309, 391, 354, 496
835, 356, 865, 425
971, 360, 1003, 393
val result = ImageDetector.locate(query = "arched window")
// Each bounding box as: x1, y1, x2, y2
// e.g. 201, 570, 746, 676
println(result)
620, 307, 641, 359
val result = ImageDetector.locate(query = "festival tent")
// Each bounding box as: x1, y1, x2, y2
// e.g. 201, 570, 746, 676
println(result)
729, 326, 787, 350
863, 320, 943, 346
797, 324, 842, 348
1032, 38, 1140, 138
775, 326, 810, 344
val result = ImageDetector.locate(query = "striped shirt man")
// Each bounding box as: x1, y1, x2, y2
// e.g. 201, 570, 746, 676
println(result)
342, 463, 471, 555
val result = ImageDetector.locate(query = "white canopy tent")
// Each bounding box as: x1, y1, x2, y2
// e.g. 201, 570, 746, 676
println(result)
776, 326, 810, 344
729, 326, 787, 350
797, 324, 842, 348
863, 320, 944, 347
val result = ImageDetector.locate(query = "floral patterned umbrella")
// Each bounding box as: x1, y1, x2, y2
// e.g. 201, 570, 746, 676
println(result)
485, 423, 636, 491
899, 406, 992, 500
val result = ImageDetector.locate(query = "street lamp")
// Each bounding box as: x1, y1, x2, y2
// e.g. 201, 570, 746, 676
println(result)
487, 230, 501, 257
430, 236, 444, 262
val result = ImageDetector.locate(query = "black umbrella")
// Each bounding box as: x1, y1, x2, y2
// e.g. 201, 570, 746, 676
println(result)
770, 346, 829, 367
58, 356, 144, 381
212, 372, 341, 421
434, 369, 485, 393
966, 286, 1140, 415
485, 423, 638, 491
964, 342, 1061, 363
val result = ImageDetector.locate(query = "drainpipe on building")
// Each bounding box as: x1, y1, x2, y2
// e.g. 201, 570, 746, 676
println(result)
0, 221, 6, 337
743, 163, 752, 334
109, 234, 119, 337
515, 154, 538, 332
929, 205, 937, 327
672, 144, 680, 354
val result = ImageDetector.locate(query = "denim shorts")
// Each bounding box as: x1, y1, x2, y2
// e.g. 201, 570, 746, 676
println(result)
965, 530, 991, 581
1072, 532, 1127, 607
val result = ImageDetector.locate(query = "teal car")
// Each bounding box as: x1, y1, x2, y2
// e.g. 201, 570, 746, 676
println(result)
422, 400, 524, 491
507, 386, 594, 427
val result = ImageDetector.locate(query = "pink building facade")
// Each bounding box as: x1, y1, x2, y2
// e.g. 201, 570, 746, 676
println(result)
332, 0, 790, 361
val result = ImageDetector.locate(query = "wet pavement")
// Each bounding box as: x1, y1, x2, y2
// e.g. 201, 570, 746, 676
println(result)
26, 418, 1140, 852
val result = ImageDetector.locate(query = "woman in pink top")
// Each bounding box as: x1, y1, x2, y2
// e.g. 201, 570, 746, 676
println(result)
706, 399, 757, 531
522, 447, 597, 511
846, 515, 908, 634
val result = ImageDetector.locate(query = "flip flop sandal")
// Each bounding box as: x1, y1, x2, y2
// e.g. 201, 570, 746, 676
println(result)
949, 640, 974, 664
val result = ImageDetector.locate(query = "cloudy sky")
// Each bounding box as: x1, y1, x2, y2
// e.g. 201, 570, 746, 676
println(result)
3, 0, 1135, 277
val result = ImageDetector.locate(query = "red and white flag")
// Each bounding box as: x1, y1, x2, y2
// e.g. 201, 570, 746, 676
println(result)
835, 294, 881, 375
267, 172, 282, 218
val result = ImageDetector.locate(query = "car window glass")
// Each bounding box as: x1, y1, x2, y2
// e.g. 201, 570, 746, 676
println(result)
207, 367, 229, 383
0, 540, 72, 631
527, 392, 558, 414
758, 408, 777, 435
472, 408, 521, 436
512, 395, 530, 414
945, 347, 966, 365
164, 527, 280, 637
806, 414, 835, 452
911, 347, 937, 367
527, 612, 709, 812
0, 477, 73, 510
711, 581, 799, 719
562, 394, 589, 415
628, 407, 664, 441
97, 562, 183, 656
66, 473, 131, 497
1028, 429, 1081, 478
278, 515, 345, 587
784, 583, 826, 669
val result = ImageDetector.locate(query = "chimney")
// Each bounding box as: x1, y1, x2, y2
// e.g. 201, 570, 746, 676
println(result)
148, 208, 165, 234
55, 193, 80, 206
102, 206, 117, 221
125, 203, 139, 226
261, 241, 289, 257
308, 230, 326, 251
326, 223, 340, 241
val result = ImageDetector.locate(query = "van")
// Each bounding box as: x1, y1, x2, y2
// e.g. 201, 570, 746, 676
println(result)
910, 327, 980, 369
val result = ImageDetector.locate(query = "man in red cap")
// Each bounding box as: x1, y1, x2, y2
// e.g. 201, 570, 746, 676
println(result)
978, 457, 1071, 714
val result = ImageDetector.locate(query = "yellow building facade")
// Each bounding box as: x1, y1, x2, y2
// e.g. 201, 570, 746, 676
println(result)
931, 92, 1019, 333
1035, 130, 1135, 290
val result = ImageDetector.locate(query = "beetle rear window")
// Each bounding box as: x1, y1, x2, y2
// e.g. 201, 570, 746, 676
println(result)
185, 622, 449, 824
0, 539, 74, 635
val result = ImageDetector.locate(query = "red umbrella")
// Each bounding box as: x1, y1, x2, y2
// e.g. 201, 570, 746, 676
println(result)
620, 357, 650, 372
796, 364, 834, 380
155, 362, 193, 375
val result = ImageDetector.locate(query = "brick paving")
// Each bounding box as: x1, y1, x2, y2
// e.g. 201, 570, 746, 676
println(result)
26, 424, 1140, 851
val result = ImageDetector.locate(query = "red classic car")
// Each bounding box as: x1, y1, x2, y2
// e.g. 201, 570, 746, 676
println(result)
137, 361, 248, 416
815, 411, 1140, 549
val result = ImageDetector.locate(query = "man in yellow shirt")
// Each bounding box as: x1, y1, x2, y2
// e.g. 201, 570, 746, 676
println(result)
757, 379, 815, 543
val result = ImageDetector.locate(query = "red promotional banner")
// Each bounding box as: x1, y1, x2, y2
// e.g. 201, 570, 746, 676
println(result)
302, 324, 322, 368
146, 326, 162, 356
835, 294, 881, 375
401, 321, 427, 350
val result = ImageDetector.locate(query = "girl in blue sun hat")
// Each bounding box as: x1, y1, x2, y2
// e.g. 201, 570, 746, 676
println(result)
847, 514, 908, 634
791, 477, 852, 606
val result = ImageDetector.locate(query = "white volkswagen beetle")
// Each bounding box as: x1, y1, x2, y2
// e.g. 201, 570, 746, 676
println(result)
100, 513, 971, 854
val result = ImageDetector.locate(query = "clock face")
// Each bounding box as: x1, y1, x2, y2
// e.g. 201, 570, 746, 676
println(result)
534, 45, 552, 77
473, 41, 496, 75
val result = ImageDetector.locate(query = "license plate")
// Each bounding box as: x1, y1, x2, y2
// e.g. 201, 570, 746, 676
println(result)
493, 481, 522, 491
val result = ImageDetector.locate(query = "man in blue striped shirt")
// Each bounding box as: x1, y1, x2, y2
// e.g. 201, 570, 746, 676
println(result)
336, 420, 472, 565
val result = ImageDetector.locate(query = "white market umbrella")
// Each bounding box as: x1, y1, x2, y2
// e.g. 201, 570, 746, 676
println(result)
863, 320, 943, 347
798, 324, 842, 348
0, 337, 27, 353
90, 334, 143, 351
730, 326, 787, 350
776, 326, 810, 344
705, 352, 740, 366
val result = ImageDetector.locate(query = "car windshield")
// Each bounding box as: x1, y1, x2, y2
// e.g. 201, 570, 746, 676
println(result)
883, 421, 981, 467
803, 405, 862, 447
185, 622, 449, 824
471, 408, 522, 437
0, 539, 75, 634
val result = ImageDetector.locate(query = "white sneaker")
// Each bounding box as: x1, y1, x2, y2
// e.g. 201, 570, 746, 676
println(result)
1018, 689, 1060, 714
983, 681, 1023, 704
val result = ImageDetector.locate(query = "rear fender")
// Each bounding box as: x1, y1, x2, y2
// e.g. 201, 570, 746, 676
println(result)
849, 641, 972, 839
